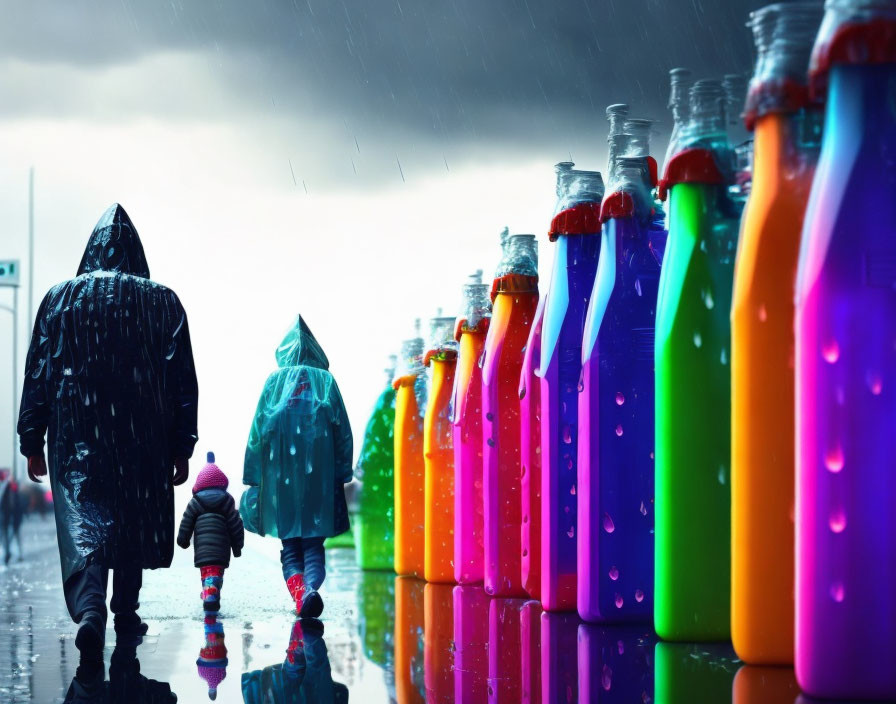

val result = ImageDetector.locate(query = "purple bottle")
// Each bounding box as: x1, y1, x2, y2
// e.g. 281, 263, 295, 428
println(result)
795, 0, 896, 698
541, 162, 604, 611
578, 116, 664, 623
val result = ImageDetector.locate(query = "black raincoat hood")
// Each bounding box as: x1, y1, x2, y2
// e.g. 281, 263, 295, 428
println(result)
77, 203, 150, 278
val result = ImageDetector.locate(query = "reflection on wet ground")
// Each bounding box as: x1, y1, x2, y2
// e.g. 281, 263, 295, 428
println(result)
0, 517, 825, 702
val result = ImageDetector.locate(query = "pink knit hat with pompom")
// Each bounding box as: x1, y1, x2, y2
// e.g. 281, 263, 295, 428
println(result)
193, 452, 229, 494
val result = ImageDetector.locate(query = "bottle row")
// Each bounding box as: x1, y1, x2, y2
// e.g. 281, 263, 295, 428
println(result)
355, 0, 896, 699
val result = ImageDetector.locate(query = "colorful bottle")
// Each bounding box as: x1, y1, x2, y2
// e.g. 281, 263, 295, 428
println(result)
452, 274, 492, 585
394, 322, 427, 578
356, 355, 398, 570
541, 162, 604, 611
731, 1, 823, 666
520, 295, 546, 601
424, 312, 459, 584
483, 234, 539, 597
795, 1, 896, 698
578, 116, 665, 623
654, 79, 741, 640
453, 585, 490, 702
424, 583, 455, 703
520, 600, 542, 704
395, 576, 426, 704
663, 69, 693, 171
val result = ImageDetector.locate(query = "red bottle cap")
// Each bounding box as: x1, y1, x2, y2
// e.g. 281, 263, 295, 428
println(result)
658, 148, 725, 201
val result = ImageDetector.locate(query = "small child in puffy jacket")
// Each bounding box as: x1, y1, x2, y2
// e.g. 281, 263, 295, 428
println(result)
178, 452, 245, 613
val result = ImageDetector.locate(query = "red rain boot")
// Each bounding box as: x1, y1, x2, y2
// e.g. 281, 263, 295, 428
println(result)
286, 573, 306, 612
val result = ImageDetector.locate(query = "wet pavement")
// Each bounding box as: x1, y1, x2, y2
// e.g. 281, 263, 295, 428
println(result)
1, 516, 812, 703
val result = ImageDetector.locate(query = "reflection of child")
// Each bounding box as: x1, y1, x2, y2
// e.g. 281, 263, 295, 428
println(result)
178, 452, 244, 613
196, 615, 228, 701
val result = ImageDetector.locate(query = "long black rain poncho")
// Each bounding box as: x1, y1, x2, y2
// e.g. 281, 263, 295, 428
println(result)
240, 315, 353, 540
17, 204, 199, 585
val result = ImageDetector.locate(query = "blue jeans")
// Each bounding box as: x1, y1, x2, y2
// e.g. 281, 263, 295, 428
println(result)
280, 537, 326, 590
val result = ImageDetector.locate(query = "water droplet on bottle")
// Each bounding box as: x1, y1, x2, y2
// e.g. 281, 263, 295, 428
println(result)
289, 445, 296, 456
640, 501, 648, 516
615, 392, 625, 406
615, 424, 623, 437
693, 332, 702, 348
720, 348, 728, 365
567, 526, 575, 539
829, 508, 847, 533
603, 513, 615, 533
617, 640, 624, 655
825, 447, 844, 473
867, 371, 883, 396
703, 290, 714, 309
635, 589, 645, 602
717, 466, 727, 485
570, 485, 576, 496
609, 566, 619, 581
830, 581, 845, 602
602, 664, 613, 690
635, 279, 643, 296
563, 426, 572, 444
615, 593, 624, 608
758, 304, 767, 322
486, 412, 494, 421
270, 449, 275, 460
487, 438, 495, 447
822, 339, 840, 364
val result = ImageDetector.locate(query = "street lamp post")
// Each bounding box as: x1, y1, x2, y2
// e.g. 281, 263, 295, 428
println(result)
0, 259, 21, 481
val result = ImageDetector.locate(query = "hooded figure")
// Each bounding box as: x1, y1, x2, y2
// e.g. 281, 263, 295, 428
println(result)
240, 315, 352, 616
17, 204, 198, 654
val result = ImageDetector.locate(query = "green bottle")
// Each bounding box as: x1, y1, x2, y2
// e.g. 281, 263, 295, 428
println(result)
355, 355, 398, 569
654, 79, 741, 640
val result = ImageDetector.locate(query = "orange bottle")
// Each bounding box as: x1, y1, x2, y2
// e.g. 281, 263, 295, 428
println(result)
424, 314, 459, 584
395, 321, 427, 578
731, 3, 822, 665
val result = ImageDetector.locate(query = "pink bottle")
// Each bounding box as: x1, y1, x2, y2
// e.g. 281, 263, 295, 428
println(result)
453, 273, 492, 585
520, 296, 547, 601
483, 233, 539, 597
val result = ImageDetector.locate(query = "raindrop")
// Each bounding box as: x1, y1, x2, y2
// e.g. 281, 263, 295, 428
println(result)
562, 426, 572, 444
567, 526, 575, 539
289, 445, 296, 456
720, 348, 728, 365
822, 339, 840, 364
639, 501, 648, 516
615, 593, 624, 608
615, 424, 623, 437
717, 466, 727, 485
269, 449, 275, 460
305, 459, 313, 475
570, 485, 576, 496
830, 581, 845, 602
609, 566, 619, 581
602, 664, 613, 690
693, 332, 702, 348
703, 290, 714, 309
603, 513, 615, 533
829, 508, 847, 533
635, 589, 645, 603
824, 447, 844, 473
615, 392, 625, 406
487, 438, 495, 447
635, 279, 642, 296
486, 412, 494, 421
867, 371, 883, 396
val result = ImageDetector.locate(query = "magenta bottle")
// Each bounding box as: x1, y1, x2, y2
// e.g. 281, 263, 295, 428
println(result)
795, 0, 896, 698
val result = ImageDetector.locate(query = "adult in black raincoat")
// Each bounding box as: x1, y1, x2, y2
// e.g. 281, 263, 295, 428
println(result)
17, 204, 198, 658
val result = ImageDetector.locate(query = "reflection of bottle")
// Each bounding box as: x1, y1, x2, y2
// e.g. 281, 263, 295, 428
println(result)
424, 583, 455, 703
579, 120, 664, 624
424, 313, 459, 584
732, 1, 823, 667
356, 356, 398, 570
452, 274, 492, 586
483, 236, 538, 597
540, 612, 579, 702
453, 585, 490, 702
488, 599, 529, 702
520, 600, 542, 704
655, 642, 739, 703
796, 1, 896, 698
394, 322, 426, 578
520, 296, 546, 601
541, 162, 604, 611
357, 570, 396, 670
578, 623, 656, 703
655, 79, 741, 640
733, 665, 799, 704
395, 576, 426, 704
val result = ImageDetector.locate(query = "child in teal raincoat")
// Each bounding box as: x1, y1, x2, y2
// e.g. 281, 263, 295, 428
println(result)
240, 316, 353, 617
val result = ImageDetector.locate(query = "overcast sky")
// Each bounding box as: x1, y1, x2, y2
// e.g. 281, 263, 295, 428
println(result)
0, 0, 768, 484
